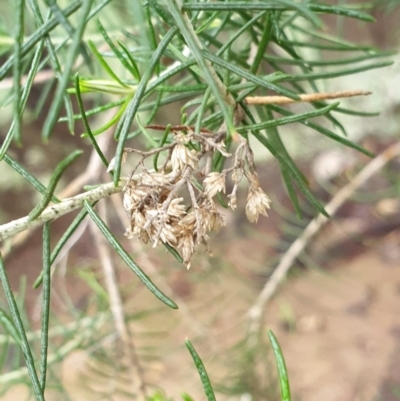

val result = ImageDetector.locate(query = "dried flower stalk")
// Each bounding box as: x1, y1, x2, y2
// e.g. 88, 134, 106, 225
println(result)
245, 90, 371, 105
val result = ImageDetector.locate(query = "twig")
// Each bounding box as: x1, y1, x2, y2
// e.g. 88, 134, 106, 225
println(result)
187, 181, 202, 243
246, 141, 400, 343
0, 181, 124, 242
125, 142, 176, 157
90, 201, 147, 400
245, 90, 371, 105
1, 110, 115, 258
146, 124, 213, 135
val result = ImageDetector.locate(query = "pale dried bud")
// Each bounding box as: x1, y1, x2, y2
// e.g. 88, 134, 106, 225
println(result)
167, 197, 186, 218
171, 144, 198, 172
177, 232, 195, 268
123, 184, 148, 215
228, 194, 237, 210
197, 200, 226, 236
141, 172, 171, 186
203, 172, 226, 199
176, 212, 196, 231
175, 132, 190, 144
158, 224, 176, 247
209, 209, 226, 231
245, 186, 271, 223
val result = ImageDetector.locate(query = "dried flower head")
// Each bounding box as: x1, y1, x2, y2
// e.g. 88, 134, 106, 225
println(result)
203, 172, 226, 199
171, 144, 198, 172
121, 126, 271, 268
245, 185, 272, 223
197, 199, 226, 236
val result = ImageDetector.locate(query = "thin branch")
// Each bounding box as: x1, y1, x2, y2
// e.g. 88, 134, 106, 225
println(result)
146, 124, 213, 135
125, 142, 176, 157
0, 181, 124, 242
246, 140, 400, 344
187, 181, 202, 243
1, 111, 115, 258
245, 90, 371, 105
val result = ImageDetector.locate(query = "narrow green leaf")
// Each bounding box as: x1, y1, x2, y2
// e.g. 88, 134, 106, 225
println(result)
145, 59, 197, 94
183, 2, 375, 22
83, 201, 178, 309
199, 32, 250, 69
88, 40, 129, 88
34, 205, 94, 289
44, 0, 92, 69
251, 12, 273, 74
58, 99, 125, 122
146, 91, 163, 127
136, 116, 158, 147
195, 11, 220, 34
268, 330, 291, 401
29, 150, 83, 221
241, 103, 328, 216
0, 30, 46, 159
0, 254, 44, 401
42, 0, 94, 141
163, 242, 183, 264
263, 51, 395, 67
12, 0, 24, 145
216, 11, 266, 57
154, 124, 171, 171
148, 0, 176, 29
74, 75, 109, 169
113, 27, 178, 186
186, 339, 217, 401
203, 52, 300, 99
238, 102, 339, 133
282, 61, 393, 82
0, 308, 21, 344
331, 106, 379, 117
141, 92, 200, 113
268, 104, 374, 157
28, 0, 114, 134
216, 192, 229, 209
81, 95, 132, 137
195, 88, 211, 134
278, 38, 373, 51
39, 222, 51, 391
117, 40, 141, 81
308, 3, 375, 22
261, 108, 303, 217
144, 2, 159, 74
3, 154, 60, 203
164, 0, 235, 134
0, 0, 82, 80
281, 166, 302, 219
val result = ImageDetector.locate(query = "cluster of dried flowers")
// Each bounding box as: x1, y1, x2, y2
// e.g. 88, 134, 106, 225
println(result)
120, 126, 271, 268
